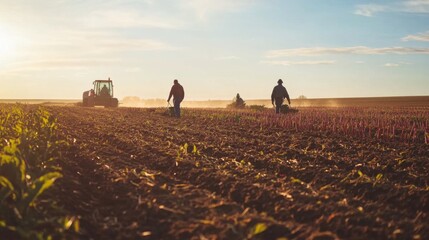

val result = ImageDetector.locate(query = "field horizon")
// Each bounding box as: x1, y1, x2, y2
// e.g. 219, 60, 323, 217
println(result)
1, 95, 428, 108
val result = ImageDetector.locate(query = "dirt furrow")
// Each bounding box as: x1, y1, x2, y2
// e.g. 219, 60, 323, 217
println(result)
51, 107, 299, 239
47, 106, 428, 239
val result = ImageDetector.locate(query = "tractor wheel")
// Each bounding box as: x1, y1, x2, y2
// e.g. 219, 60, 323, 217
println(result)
86, 97, 95, 107
82, 98, 94, 107
110, 98, 119, 108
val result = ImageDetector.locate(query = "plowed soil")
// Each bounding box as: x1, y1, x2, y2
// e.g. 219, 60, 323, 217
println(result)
45, 106, 428, 240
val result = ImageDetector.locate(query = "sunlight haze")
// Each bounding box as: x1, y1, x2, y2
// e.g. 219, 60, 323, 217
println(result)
0, 0, 428, 100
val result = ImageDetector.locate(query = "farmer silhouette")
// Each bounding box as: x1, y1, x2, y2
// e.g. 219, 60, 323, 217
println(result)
271, 79, 290, 114
167, 79, 185, 117
100, 85, 110, 97
235, 93, 245, 108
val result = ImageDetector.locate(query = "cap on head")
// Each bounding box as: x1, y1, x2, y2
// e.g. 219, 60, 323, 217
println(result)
277, 79, 283, 84
174, 79, 178, 84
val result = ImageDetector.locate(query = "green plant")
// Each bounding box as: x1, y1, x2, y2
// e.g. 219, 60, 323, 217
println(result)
0, 140, 62, 218
248, 223, 268, 238
0, 105, 75, 239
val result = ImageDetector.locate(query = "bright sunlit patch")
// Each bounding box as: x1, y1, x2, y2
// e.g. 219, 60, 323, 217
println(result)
0, 27, 16, 57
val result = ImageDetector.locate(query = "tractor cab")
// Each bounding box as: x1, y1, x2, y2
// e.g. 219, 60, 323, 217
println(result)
82, 77, 119, 107
94, 79, 114, 98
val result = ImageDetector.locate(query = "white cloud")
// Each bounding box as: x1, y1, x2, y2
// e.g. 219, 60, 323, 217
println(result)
0, 1, 183, 75
354, 4, 387, 17
215, 56, 241, 60
0, 1, 186, 30
94, 38, 175, 52
262, 60, 335, 66
86, 9, 184, 29
266, 46, 429, 57
402, 31, 429, 42
4, 58, 120, 72
27, 30, 176, 54
384, 62, 412, 67
403, 0, 429, 13
2, 29, 177, 73
180, 0, 257, 20
355, 0, 429, 17
384, 63, 400, 67
355, 61, 365, 64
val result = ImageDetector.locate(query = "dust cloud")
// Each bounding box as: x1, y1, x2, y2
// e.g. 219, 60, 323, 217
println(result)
121, 97, 232, 108
120, 97, 333, 108
120, 96, 429, 108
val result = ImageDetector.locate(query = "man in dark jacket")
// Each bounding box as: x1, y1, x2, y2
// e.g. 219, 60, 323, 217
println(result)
167, 79, 185, 117
100, 84, 110, 97
271, 79, 290, 114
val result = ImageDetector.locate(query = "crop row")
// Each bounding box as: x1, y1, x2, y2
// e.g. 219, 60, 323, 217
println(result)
58, 106, 427, 239
0, 104, 78, 239
184, 107, 429, 144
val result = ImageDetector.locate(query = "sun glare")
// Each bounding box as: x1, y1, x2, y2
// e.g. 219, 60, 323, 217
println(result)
0, 28, 16, 57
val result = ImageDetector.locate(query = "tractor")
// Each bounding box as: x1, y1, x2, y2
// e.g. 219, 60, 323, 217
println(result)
82, 78, 119, 107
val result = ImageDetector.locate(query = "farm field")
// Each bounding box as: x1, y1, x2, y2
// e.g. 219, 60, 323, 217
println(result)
1, 104, 429, 239
3, 95, 429, 108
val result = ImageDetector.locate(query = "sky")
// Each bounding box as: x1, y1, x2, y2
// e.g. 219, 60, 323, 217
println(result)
0, 0, 428, 100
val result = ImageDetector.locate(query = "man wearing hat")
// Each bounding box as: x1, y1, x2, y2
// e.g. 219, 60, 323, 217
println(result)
271, 79, 291, 114
167, 79, 185, 117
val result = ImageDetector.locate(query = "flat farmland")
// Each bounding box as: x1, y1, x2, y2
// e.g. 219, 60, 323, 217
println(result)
43, 105, 427, 240
1, 104, 428, 239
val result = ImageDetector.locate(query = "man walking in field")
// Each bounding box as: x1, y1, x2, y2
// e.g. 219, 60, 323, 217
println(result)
271, 79, 291, 114
167, 79, 185, 117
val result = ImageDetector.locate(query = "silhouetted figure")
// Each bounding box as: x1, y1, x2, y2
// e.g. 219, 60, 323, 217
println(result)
235, 93, 245, 108
271, 79, 290, 114
167, 79, 185, 117
100, 85, 110, 97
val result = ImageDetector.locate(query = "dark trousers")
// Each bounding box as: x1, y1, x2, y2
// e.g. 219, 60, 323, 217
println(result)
275, 98, 284, 114
173, 98, 183, 117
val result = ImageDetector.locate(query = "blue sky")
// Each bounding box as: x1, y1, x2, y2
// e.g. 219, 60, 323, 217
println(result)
0, 0, 428, 100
